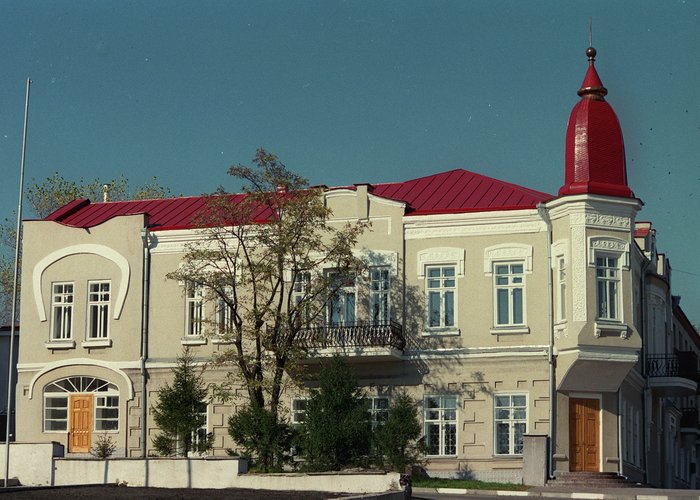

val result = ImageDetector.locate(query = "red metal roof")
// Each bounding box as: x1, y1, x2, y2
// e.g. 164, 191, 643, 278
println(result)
42, 168, 553, 230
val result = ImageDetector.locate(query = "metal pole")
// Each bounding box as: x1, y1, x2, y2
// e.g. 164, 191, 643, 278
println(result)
4, 77, 31, 488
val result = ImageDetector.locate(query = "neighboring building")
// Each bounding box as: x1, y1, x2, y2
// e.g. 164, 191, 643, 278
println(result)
0, 325, 19, 442
14, 46, 699, 487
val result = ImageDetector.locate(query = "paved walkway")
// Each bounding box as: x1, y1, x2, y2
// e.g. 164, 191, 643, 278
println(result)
414, 486, 700, 499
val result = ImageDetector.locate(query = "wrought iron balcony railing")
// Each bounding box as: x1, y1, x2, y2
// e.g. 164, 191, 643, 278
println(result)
296, 320, 405, 350
647, 352, 698, 380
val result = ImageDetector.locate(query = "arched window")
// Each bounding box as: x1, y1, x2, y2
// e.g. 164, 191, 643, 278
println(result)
44, 376, 119, 432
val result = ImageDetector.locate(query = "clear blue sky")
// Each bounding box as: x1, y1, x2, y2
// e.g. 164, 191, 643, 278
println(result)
1, 1, 698, 324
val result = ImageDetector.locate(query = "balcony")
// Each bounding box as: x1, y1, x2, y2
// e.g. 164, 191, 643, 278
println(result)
296, 320, 405, 361
647, 352, 698, 396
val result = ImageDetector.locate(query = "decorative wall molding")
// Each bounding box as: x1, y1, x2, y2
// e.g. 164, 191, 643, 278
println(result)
33, 244, 131, 322
569, 213, 631, 231
405, 219, 545, 240
571, 225, 587, 322
25, 358, 135, 401
588, 237, 630, 268
417, 247, 465, 277
483, 244, 533, 274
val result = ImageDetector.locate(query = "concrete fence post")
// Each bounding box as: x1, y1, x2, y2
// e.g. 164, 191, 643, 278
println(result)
522, 434, 548, 486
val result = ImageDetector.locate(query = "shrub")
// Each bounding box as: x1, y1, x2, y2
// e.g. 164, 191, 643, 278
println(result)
90, 433, 117, 459
299, 356, 371, 470
228, 403, 294, 472
373, 392, 425, 472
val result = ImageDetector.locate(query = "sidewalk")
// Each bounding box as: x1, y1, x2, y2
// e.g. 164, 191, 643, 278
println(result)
413, 485, 700, 499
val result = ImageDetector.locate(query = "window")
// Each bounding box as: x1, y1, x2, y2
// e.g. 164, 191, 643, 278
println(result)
215, 292, 234, 336
95, 395, 119, 430
370, 267, 390, 325
556, 257, 566, 322
424, 395, 457, 456
44, 397, 68, 431
191, 401, 209, 451
494, 394, 527, 455
494, 264, 524, 326
186, 284, 205, 336
369, 397, 389, 429
596, 256, 620, 320
327, 271, 355, 325
87, 281, 110, 339
426, 266, 455, 329
51, 282, 74, 340
291, 272, 310, 324
291, 398, 307, 425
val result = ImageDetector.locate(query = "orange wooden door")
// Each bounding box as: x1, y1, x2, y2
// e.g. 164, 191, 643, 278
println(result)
569, 398, 599, 472
69, 395, 93, 453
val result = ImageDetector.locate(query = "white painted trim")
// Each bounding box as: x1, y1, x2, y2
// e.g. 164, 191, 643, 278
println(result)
355, 249, 399, 276
483, 243, 533, 274
33, 244, 131, 322
404, 210, 546, 240
417, 247, 465, 277
27, 358, 135, 401
588, 237, 630, 268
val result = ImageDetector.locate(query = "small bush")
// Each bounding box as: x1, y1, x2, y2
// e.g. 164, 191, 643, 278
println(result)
90, 434, 117, 459
152, 433, 176, 457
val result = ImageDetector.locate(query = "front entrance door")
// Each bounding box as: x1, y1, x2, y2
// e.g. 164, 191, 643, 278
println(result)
69, 395, 93, 453
569, 398, 599, 472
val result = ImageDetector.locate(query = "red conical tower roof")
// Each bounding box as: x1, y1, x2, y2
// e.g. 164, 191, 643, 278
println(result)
559, 47, 633, 198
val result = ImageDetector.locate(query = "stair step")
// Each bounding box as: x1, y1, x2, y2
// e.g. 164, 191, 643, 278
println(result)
547, 472, 635, 488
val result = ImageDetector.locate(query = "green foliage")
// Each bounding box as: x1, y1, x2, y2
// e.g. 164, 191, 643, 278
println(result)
299, 357, 371, 470
227, 403, 294, 471
373, 392, 425, 472
151, 348, 211, 456
90, 433, 118, 459
411, 477, 529, 491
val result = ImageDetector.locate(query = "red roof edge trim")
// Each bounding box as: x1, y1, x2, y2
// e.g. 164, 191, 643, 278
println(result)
45, 198, 91, 221
406, 204, 549, 217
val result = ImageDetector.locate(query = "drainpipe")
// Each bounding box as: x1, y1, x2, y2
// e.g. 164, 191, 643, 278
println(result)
638, 258, 651, 484
140, 227, 151, 458
618, 389, 624, 475
537, 203, 556, 479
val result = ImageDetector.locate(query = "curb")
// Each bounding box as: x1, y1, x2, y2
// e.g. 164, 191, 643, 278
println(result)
411, 487, 700, 499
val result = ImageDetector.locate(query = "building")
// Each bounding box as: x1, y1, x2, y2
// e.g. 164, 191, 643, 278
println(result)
15, 46, 700, 487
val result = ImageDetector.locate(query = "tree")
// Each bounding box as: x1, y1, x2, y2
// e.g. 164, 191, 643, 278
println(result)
227, 403, 294, 471
373, 392, 425, 472
151, 348, 212, 456
167, 149, 368, 449
0, 173, 170, 324
299, 356, 371, 470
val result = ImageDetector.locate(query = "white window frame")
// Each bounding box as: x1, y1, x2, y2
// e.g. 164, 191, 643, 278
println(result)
51, 282, 74, 341
369, 396, 390, 429
291, 271, 311, 325
425, 265, 457, 332
190, 401, 209, 455
493, 262, 526, 328
326, 270, 356, 326
185, 283, 206, 337
424, 395, 458, 457
595, 254, 621, 322
494, 393, 527, 456
87, 280, 111, 340
214, 287, 235, 340
291, 398, 307, 425
95, 394, 120, 431
369, 267, 390, 325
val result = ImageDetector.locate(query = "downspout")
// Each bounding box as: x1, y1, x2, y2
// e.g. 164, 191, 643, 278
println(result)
638, 258, 651, 485
537, 203, 556, 479
618, 389, 623, 475
140, 227, 151, 458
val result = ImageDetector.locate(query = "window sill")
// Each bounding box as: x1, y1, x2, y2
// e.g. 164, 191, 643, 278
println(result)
82, 339, 112, 348
212, 337, 233, 345
44, 340, 75, 350
594, 321, 629, 339
490, 326, 529, 335
181, 337, 207, 346
421, 328, 460, 337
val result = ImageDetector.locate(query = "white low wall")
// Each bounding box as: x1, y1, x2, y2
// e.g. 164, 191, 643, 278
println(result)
0, 442, 64, 486
236, 472, 402, 494
53, 457, 248, 488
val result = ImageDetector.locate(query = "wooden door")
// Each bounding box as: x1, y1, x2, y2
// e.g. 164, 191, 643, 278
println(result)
569, 398, 599, 472
69, 395, 93, 453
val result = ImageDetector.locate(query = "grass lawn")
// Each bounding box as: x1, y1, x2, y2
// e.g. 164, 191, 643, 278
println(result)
411, 477, 529, 491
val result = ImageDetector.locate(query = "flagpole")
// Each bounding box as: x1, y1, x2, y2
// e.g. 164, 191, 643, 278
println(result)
4, 77, 31, 488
